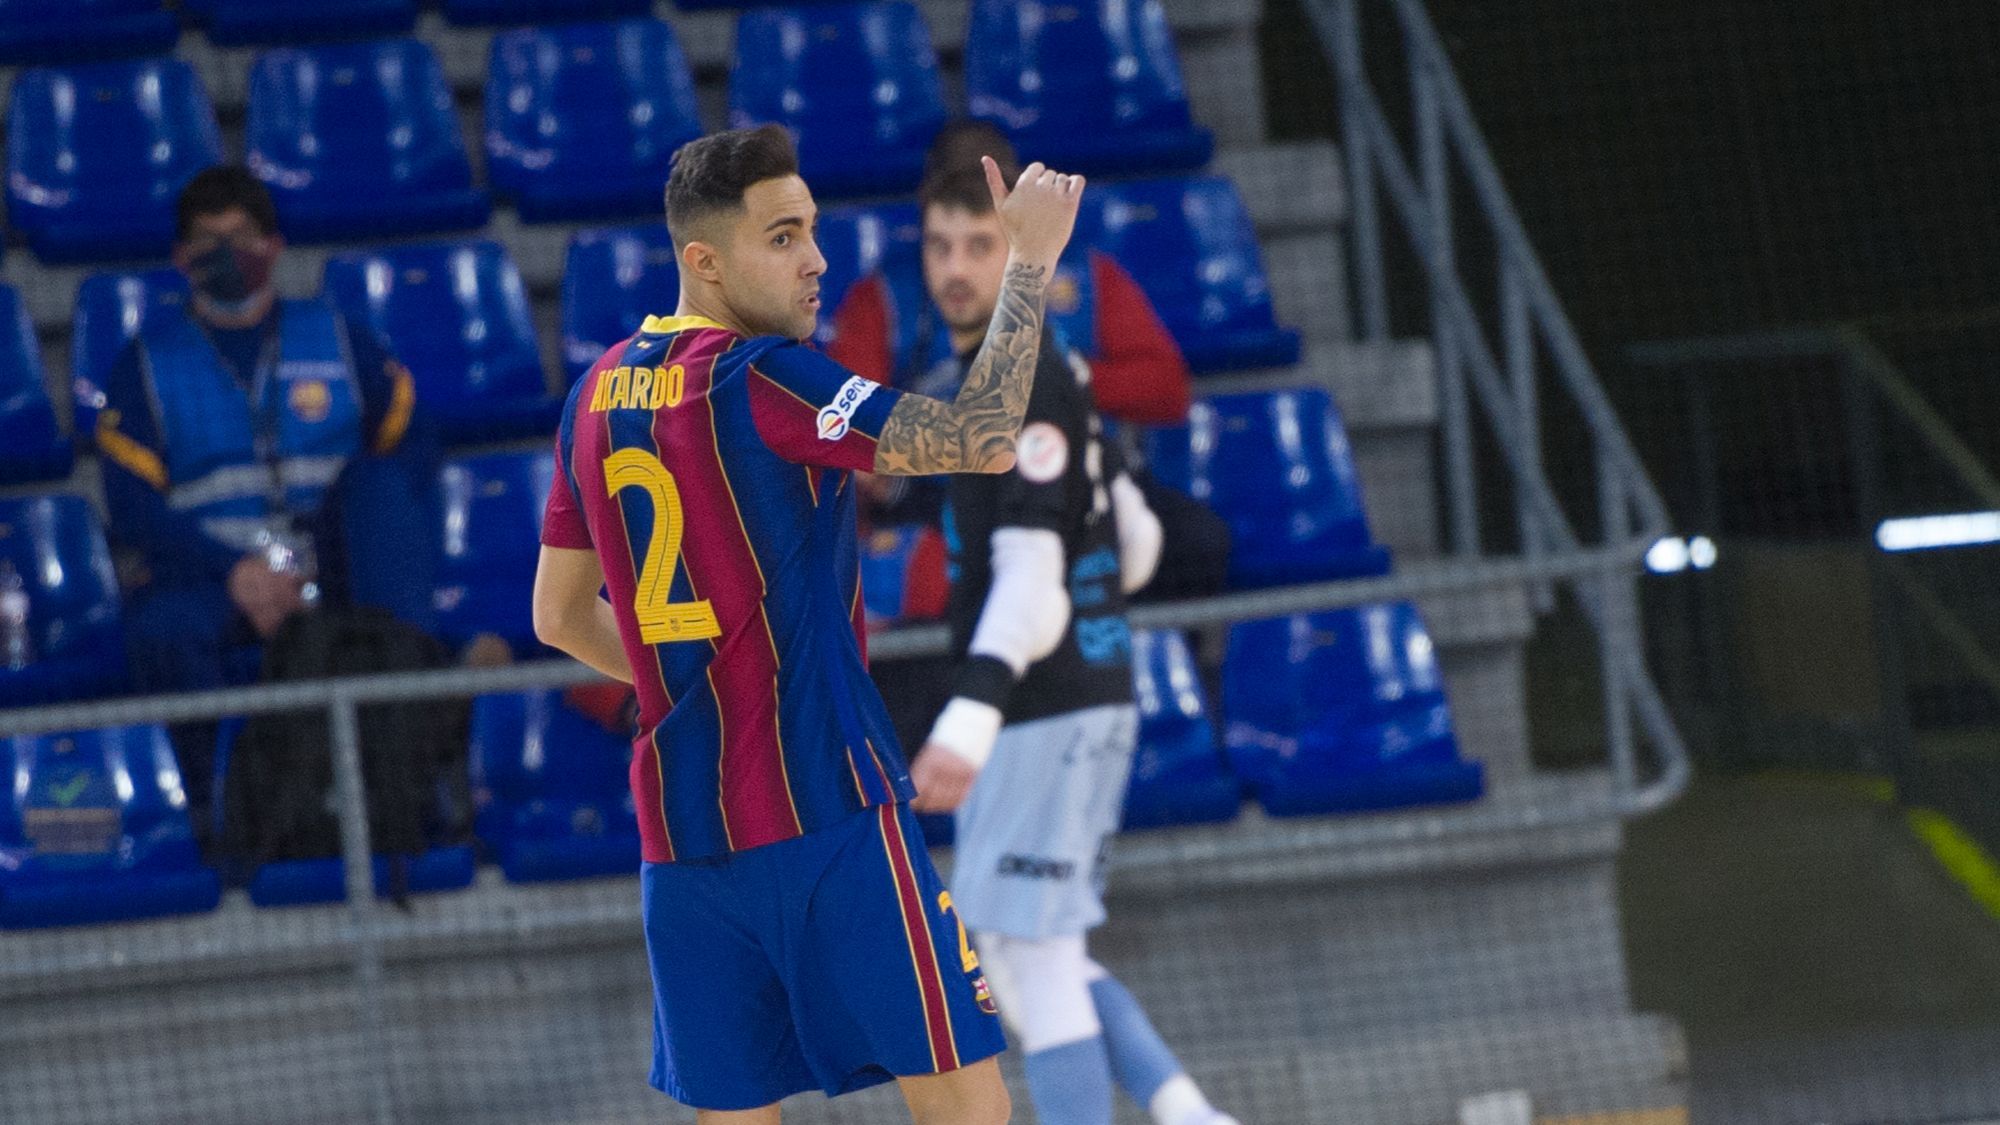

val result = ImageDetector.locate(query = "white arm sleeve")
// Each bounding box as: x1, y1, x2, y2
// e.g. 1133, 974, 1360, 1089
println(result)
1110, 473, 1163, 594
969, 526, 1071, 674
927, 527, 1070, 768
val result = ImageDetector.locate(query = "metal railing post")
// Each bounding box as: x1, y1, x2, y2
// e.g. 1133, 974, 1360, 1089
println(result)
1837, 357, 1916, 787
1501, 257, 1551, 610
1597, 448, 1640, 798
1325, 0, 1389, 341
329, 691, 398, 1125
1324, 65, 1691, 803
1414, 40, 1479, 557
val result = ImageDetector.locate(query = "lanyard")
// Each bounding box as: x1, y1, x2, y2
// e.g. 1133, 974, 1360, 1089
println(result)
200, 305, 294, 527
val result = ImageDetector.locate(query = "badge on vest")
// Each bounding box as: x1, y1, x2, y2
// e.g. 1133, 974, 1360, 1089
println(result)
289, 379, 333, 424
1049, 271, 1082, 316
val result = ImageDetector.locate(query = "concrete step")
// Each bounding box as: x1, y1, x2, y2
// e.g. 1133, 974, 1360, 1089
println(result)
3, 929, 1679, 1125
2, 758, 1611, 1005
1217, 139, 1348, 235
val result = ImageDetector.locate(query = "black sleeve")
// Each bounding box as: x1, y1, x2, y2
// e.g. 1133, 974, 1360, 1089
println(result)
989, 337, 1082, 532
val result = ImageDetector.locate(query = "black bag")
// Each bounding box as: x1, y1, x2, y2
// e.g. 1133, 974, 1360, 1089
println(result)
222, 607, 472, 888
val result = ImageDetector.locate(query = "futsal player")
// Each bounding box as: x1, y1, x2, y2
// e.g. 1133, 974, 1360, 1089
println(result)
530, 125, 1084, 1123
903, 155, 1241, 1125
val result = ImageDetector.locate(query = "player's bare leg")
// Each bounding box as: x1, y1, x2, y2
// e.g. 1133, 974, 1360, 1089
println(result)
696, 1105, 781, 1124
898, 1057, 1012, 1124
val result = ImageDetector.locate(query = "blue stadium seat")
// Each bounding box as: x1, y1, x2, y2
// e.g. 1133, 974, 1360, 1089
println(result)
487, 19, 702, 223
0, 287, 73, 484
1148, 389, 1390, 588
469, 691, 640, 883
967, 0, 1213, 176
0, 1, 178, 66
0, 496, 129, 707
247, 847, 477, 907
444, 0, 652, 26
0, 725, 221, 929
560, 225, 678, 380
1223, 603, 1483, 817
1080, 177, 1299, 373
323, 240, 555, 444
812, 202, 923, 349
247, 39, 491, 242
730, 2, 948, 199
5, 58, 223, 263
434, 449, 555, 652
193, 0, 416, 46
1122, 629, 1241, 830
69, 268, 191, 443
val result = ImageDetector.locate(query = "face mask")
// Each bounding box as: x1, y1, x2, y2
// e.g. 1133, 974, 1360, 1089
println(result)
189, 240, 277, 311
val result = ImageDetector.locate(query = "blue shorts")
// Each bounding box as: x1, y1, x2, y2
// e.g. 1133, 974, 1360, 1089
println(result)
641, 802, 1006, 1111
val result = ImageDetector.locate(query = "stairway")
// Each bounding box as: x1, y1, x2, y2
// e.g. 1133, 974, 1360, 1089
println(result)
0, 1, 1688, 1122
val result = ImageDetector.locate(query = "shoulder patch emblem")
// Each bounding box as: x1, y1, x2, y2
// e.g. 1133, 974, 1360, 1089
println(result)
1015, 421, 1070, 483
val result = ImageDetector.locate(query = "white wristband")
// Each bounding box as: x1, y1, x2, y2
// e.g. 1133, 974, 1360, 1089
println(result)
926, 697, 1004, 769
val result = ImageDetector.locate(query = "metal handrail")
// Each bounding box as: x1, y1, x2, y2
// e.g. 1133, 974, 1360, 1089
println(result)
0, 544, 1641, 742
0, 545, 1655, 1124
1629, 322, 2000, 744
1629, 324, 2000, 512
1303, 0, 1690, 814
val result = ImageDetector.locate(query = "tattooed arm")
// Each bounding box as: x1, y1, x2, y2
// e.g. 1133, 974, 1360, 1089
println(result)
874, 259, 1050, 475
874, 160, 1085, 477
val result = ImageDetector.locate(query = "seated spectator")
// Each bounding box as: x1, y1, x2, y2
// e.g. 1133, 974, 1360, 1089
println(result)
829, 121, 1228, 601
95, 166, 459, 844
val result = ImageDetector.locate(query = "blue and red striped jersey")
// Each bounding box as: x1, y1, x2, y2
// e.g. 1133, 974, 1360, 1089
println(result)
542, 314, 917, 863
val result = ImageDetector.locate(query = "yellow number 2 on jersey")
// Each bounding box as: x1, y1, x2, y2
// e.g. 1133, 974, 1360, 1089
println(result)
602, 448, 722, 644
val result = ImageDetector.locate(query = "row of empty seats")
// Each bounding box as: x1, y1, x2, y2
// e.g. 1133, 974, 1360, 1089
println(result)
2, 610, 1480, 928
3, 0, 1209, 260
0, 0, 656, 62
2, 170, 1291, 470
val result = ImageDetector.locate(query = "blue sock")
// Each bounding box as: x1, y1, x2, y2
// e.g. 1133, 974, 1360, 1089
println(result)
1023, 1036, 1115, 1125
1089, 974, 1184, 1105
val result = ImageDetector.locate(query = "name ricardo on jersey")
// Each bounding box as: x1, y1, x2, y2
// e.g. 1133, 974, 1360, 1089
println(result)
816, 375, 878, 440
589, 363, 687, 413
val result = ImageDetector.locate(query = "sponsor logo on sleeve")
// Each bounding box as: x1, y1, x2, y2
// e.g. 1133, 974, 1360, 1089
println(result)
817, 375, 878, 441
1015, 421, 1070, 483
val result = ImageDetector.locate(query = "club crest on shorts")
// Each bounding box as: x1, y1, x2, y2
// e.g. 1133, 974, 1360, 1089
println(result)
972, 974, 999, 1015
817, 375, 877, 441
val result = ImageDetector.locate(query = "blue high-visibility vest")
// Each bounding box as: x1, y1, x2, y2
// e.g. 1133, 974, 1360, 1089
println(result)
137, 299, 362, 554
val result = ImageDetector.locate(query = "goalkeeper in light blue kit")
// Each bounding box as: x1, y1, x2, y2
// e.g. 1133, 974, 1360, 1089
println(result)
905, 135, 1240, 1125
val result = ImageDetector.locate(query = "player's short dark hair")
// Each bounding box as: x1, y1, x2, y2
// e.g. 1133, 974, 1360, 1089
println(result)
176, 165, 279, 243
924, 120, 1020, 184
919, 120, 1021, 217
664, 125, 800, 246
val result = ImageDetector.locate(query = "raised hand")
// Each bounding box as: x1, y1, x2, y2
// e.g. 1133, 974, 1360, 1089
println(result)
984, 156, 1085, 270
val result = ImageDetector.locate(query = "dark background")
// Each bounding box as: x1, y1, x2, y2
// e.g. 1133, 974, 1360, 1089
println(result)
1262, 0, 2000, 351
